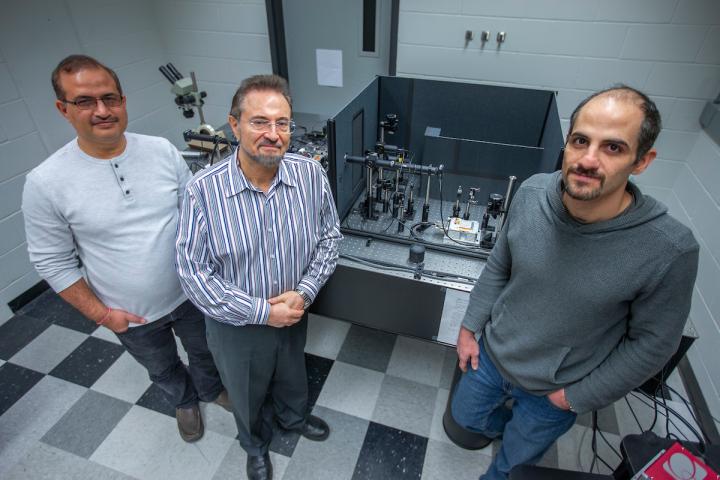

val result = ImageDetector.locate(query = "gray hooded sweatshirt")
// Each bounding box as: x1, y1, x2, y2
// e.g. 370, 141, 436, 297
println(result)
461, 171, 699, 414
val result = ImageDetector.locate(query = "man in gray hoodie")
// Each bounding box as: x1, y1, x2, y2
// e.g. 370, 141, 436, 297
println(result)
451, 85, 699, 480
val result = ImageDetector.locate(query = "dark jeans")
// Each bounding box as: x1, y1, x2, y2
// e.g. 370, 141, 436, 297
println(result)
205, 313, 309, 456
451, 341, 577, 480
116, 300, 223, 409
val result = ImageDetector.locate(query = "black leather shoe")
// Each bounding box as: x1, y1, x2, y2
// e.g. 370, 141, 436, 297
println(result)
296, 414, 330, 441
246, 453, 272, 480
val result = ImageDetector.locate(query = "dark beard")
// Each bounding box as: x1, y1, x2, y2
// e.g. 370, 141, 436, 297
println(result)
562, 167, 604, 201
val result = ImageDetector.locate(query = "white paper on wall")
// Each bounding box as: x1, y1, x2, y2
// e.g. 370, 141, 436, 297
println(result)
316, 49, 343, 87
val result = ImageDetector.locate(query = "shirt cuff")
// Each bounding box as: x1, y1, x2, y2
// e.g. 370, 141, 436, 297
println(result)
461, 313, 487, 334
297, 277, 320, 303
250, 297, 271, 325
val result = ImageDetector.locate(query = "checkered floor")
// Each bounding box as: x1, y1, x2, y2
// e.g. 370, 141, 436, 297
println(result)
0, 289, 694, 479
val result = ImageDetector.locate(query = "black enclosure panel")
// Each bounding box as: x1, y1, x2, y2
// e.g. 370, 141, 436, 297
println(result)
539, 94, 565, 172
378, 76, 414, 150
424, 136, 543, 180
423, 135, 544, 202
377, 77, 556, 164
329, 77, 380, 220
310, 264, 446, 341
329, 76, 564, 221
409, 80, 550, 145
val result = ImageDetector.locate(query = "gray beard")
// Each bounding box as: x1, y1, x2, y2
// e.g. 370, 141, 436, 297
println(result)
241, 145, 283, 168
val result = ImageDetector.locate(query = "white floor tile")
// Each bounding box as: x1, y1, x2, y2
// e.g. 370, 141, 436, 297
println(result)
5, 442, 134, 480
372, 375, 437, 437
91, 326, 122, 345
200, 401, 238, 439
91, 405, 234, 480
283, 405, 368, 480
10, 325, 87, 374
212, 443, 291, 480
0, 376, 86, 478
316, 361, 384, 420
91, 352, 152, 404
305, 314, 351, 360
556, 423, 621, 474
386, 336, 447, 387
422, 439, 492, 480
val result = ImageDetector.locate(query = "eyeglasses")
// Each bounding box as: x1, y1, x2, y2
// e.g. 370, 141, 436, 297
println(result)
248, 119, 295, 134
62, 94, 123, 110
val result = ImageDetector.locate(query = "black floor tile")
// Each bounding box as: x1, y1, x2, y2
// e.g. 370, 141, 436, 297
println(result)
337, 325, 397, 373
0, 314, 51, 360
136, 383, 175, 417
269, 422, 301, 457
49, 337, 124, 387
352, 422, 428, 480
305, 352, 333, 411
8, 280, 49, 312
20, 290, 98, 334
0, 362, 44, 416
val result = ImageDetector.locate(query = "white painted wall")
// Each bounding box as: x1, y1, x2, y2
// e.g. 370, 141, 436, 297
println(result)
397, 0, 720, 428
667, 131, 720, 431
0, 0, 272, 321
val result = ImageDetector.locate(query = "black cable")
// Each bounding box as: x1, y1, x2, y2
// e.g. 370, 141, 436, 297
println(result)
590, 418, 598, 473
661, 382, 716, 427
595, 454, 614, 472
597, 427, 622, 459
629, 392, 690, 442
209, 136, 220, 166
380, 216, 397, 233
590, 410, 621, 460
339, 253, 476, 285
647, 383, 659, 432
632, 390, 706, 450
624, 396, 644, 432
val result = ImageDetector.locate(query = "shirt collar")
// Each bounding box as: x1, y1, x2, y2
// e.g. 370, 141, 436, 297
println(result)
225, 147, 297, 197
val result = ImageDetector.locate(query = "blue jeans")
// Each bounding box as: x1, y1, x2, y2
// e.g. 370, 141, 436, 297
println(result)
115, 300, 223, 408
451, 341, 577, 480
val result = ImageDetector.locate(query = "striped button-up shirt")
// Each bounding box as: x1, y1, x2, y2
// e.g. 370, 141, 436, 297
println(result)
175, 150, 342, 326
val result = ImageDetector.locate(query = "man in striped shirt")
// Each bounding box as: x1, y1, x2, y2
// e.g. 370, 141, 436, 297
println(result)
176, 75, 341, 480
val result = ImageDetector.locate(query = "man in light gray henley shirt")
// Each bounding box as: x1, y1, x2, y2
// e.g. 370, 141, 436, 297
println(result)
22, 55, 230, 443
451, 86, 699, 480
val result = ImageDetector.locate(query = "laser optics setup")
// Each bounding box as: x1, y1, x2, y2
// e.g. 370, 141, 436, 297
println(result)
180, 76, 565, 344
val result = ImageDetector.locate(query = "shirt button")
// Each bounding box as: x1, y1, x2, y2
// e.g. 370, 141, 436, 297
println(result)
114, 164, 119, 168
269, 254, 275, 259
125, 190, 130, 194
120, 177, 124, 181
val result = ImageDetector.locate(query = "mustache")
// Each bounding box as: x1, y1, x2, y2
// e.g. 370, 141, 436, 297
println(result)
259, 141, 282, 148
568, 165, 603, 180
91, 117, 119, 125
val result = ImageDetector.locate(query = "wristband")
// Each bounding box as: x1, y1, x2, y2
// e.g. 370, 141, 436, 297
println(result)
97, 307, 112, 325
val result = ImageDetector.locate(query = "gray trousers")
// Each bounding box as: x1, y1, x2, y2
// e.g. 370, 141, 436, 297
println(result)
205, 314, 308, 456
